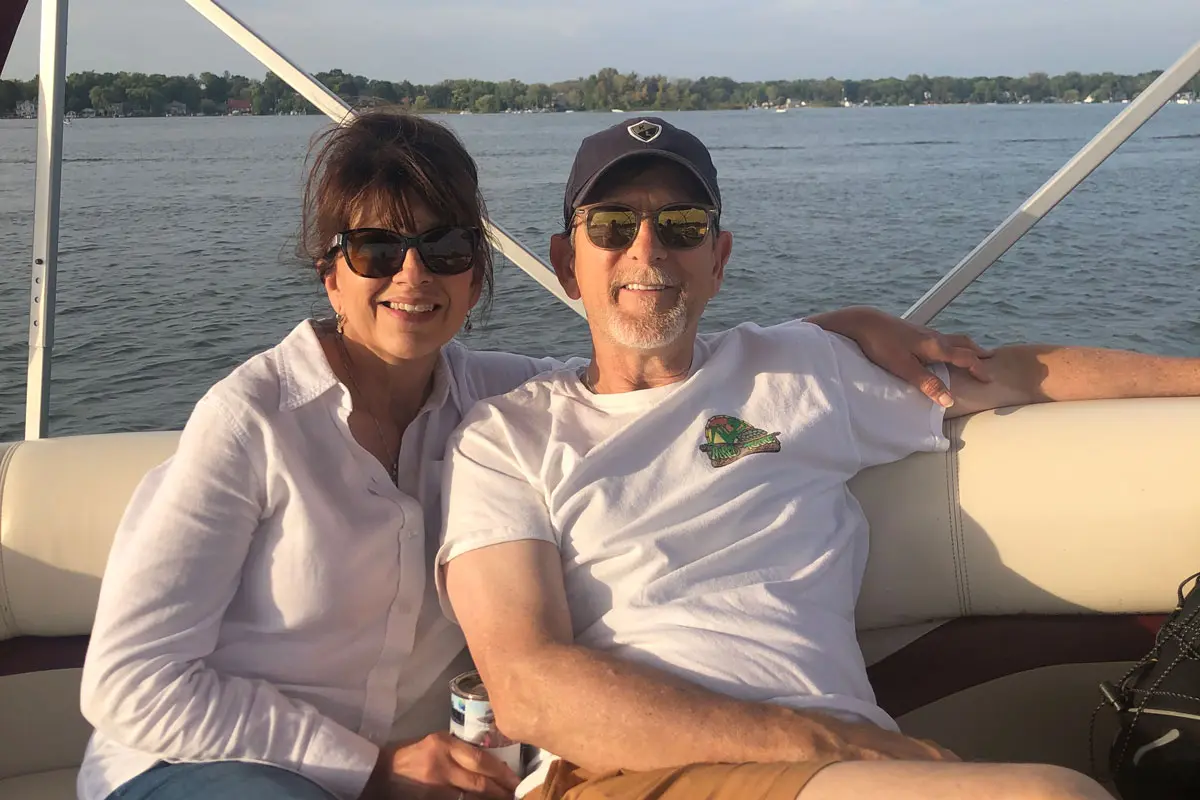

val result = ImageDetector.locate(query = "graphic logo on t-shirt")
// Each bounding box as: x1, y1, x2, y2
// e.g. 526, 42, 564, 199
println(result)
698, 415, 781, 468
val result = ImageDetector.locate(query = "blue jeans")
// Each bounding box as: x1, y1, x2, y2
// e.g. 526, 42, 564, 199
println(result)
108, 761, 337, 800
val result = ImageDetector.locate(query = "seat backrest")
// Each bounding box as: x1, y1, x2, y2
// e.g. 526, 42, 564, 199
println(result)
0, 431, 180, 641
854, 396, 1200, 631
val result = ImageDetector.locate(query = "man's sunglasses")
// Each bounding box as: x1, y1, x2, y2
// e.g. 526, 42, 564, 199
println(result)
574, 203, 717, 251
327, 227, 480, 278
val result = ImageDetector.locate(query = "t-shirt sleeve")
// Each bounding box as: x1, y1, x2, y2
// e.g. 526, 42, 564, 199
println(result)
434, 401, 558, 620
823, 331, 950, 470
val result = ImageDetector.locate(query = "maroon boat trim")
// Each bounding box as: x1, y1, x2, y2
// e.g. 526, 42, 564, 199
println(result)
0, 0, 29, 77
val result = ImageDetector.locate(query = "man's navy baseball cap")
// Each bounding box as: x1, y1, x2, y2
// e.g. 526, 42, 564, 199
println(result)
562, 117, 721, 228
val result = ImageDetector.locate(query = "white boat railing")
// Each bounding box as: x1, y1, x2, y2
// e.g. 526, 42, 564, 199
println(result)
19, 0, 1200, 439
23, 0, 67, 440
182, 0, 586, 318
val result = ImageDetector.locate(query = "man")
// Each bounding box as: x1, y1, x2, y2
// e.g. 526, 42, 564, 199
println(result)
436, 117, 1200, 799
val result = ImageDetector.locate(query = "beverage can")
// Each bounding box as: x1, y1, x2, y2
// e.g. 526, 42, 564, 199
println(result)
449, 669, 524, 776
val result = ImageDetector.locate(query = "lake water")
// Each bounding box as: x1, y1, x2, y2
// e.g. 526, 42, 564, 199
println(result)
1, 105, 1197, 441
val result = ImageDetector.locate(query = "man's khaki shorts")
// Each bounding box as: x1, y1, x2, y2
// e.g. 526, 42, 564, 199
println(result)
522, 758, 839, 800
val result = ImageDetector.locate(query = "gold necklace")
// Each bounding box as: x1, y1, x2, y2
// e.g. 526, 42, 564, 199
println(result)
335, 333, 399, 485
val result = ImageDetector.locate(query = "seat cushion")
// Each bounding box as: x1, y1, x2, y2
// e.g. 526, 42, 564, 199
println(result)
0, 668, 92, 780
0, 768, 78, 800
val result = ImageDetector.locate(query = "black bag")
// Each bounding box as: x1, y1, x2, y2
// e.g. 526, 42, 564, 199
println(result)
1095, 571, 1200, 799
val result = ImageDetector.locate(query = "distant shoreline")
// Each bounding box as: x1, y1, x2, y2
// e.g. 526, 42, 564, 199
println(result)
7, 100, 1200, 122
3, 66, 1197, 119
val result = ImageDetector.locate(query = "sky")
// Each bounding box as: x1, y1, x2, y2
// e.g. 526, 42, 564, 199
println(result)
4, 0, 1200, 83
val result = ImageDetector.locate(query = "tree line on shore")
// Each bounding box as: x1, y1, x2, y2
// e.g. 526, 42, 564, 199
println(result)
2, 67, 1197, 117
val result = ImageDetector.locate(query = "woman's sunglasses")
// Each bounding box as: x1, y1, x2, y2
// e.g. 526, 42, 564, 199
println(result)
575, 203, 718, 251
327, 226, 480, 278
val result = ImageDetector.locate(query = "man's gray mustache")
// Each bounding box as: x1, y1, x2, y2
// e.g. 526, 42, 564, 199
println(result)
609, 268, 682, 289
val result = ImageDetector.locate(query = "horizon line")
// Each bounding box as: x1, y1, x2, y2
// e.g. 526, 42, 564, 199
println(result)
0, 65, 1178, 85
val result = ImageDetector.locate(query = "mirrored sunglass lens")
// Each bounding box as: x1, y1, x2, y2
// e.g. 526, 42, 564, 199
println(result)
586, 209, 638, 249
346, 233, 406, 277
656, 207, 710, 248
418, 228, 476, 273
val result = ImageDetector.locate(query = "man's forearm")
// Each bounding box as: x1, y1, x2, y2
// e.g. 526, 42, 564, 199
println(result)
1022, 345, 1200, 402
948, 345, 1200, 417
491, 641, 856, 773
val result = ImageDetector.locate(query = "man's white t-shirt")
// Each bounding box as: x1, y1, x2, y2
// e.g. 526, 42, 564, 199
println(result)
436, 320, 949, 785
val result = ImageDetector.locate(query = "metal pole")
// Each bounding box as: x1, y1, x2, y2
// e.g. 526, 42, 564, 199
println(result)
24, 0, 68, 440
904, 38, 1200, 325
184, 0, 585, 318
183, 0, 348, 123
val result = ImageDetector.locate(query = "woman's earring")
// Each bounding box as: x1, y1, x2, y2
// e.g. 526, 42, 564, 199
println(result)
336, 312, 346, 335
463, 312, 473, 333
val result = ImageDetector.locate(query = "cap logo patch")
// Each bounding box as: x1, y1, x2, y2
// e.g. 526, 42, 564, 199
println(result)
628, 120, 663, 143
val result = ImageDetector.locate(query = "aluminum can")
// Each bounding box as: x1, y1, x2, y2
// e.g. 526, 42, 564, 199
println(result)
450, 670, 523, 776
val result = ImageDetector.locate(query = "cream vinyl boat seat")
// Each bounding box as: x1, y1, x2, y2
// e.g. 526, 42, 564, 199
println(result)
2, 397, 1198, 799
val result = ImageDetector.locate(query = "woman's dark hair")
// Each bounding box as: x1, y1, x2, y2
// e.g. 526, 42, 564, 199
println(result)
299, 108, 493, 316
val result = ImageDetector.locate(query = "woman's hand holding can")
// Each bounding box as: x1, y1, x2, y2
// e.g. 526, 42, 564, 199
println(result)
360, 732, 521, 800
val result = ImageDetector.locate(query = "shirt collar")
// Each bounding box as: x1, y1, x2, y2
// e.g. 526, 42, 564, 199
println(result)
424, 349, 454, 415
275, 319, 456, 415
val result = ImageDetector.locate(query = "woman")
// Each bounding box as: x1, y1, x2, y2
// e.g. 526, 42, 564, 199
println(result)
79, 109, 989, 800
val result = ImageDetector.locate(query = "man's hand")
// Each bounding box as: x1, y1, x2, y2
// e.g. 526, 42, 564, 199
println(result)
360, 732, 520, 800
806, 306, 992, 408
813, 712, 961, 763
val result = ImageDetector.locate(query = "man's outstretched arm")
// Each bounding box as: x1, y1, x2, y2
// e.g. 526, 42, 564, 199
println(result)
944, 344, 1200, 419
444, 539, 952, 775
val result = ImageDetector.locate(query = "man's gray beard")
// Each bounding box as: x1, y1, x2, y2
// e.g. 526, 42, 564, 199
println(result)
602, 297, 689, 351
